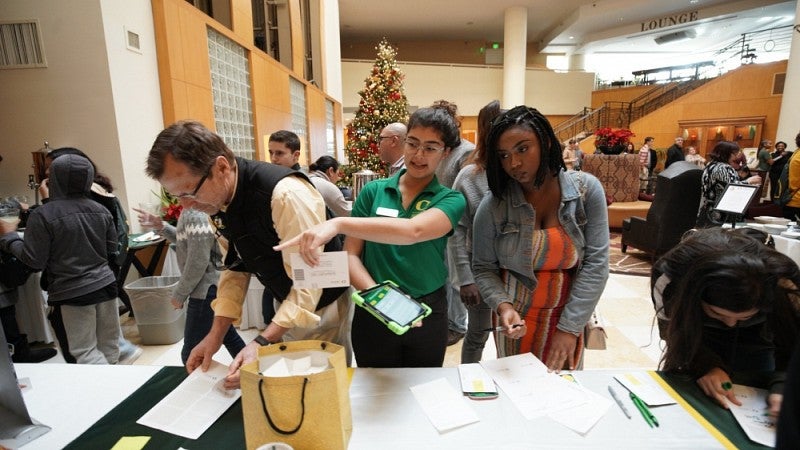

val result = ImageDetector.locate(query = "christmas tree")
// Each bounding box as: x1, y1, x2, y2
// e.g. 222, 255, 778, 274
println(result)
342, 39, 409, 184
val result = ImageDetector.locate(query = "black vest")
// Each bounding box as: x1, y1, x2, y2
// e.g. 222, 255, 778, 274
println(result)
211, 158, 346, 310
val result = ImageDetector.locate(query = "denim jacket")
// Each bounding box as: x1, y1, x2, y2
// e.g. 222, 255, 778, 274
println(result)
472, 170, 609, 334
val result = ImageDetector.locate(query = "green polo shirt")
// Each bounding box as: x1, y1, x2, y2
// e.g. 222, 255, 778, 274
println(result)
353, 169, 466, 298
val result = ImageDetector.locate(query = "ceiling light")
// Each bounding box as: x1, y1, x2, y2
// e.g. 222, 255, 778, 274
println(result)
569, 36, 574, 39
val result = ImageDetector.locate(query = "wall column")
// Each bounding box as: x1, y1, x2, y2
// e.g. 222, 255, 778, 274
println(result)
776, 1, 800, 144
569, 53, 586, 71
502, 6, 527, 109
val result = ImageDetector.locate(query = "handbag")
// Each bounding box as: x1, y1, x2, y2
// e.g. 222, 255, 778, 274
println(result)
583, 310, 607, 350
240, 340, 352, 450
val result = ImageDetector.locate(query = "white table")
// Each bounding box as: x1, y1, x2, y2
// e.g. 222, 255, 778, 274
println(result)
14, 364, 731, 449
14, 364, 160, 450
773, 234, 800, 266
348, 368, 726, 449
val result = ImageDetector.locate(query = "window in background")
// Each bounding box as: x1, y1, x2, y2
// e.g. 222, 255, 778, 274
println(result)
290, 77, 308, 160
207, 28, 255, 160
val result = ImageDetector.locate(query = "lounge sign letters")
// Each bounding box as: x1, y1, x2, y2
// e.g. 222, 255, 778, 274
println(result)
641, 11, 699, 32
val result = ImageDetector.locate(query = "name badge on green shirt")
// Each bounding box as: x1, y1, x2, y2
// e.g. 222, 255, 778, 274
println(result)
376, 207, 399, 217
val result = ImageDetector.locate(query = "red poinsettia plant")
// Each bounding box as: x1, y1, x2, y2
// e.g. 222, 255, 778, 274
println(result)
157, 187, 183, 226
594, 127, 635, 147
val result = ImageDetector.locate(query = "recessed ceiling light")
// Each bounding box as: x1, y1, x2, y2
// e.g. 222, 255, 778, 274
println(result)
689, 0, 699, 4
569, 36, 574, 39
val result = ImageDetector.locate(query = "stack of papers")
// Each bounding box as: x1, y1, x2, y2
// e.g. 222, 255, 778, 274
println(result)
480, 353, 611, 434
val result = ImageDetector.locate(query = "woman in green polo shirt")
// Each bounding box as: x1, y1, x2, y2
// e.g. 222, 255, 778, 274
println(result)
277, 106, 466, 367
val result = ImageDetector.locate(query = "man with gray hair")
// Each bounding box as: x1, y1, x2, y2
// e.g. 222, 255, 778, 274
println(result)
378, 122, 407, 176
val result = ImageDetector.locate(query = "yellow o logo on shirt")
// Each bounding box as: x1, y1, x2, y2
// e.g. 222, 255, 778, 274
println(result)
414, 199, 431, 212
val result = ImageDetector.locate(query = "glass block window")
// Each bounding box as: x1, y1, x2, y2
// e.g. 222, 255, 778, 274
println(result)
207, 28, 255, 160
289, 77, 307, 147
325, 100, 335, 156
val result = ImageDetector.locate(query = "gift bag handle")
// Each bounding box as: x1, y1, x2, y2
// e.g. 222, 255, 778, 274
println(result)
258, 377, 309, 435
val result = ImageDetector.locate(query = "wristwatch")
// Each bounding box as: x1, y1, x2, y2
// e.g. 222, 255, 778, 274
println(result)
253, 335, 272, 346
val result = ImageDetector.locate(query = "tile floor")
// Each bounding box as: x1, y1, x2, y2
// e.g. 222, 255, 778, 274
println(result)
38, 273, 664, 370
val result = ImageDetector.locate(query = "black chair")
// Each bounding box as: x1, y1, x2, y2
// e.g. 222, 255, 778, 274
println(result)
621, 161, 702, 258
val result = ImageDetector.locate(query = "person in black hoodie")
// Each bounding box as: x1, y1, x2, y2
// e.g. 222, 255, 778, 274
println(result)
0, 154, 120, 364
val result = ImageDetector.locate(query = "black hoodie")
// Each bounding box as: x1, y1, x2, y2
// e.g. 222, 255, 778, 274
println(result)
0, 154, 117, 302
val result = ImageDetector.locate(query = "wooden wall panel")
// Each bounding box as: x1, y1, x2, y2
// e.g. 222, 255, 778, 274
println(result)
263, 62, 292, 114
153, 0, 341, 163
179, 9, 212, 88
168, 80, 190, 124
230, 0, 253, 45
627, 60, 785, 157
288, 0, 305, 80
185, 83, 215, 127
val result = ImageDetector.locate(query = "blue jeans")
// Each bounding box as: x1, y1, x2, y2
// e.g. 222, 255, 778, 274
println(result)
181, 285, 246, 364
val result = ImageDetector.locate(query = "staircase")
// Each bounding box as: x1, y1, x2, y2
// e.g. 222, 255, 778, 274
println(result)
554, 78, 713, 144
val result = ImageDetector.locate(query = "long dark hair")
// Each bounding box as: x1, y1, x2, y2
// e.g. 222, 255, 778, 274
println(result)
655, 228, 800, 373
484, 105, 564, 199
469, 99, 503, 170
309, 155, 339, 173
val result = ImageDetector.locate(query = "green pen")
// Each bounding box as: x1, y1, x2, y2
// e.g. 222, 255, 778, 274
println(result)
630, 392, 659, 428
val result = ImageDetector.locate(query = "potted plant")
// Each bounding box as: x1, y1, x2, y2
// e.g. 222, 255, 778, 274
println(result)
594, 127, 635, 155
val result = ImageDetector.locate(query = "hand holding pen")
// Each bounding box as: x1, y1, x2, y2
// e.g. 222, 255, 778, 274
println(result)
495, 303, 527, 340
480, 323, 524, 332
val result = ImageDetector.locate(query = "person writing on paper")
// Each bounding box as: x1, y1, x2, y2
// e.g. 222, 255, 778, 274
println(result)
144, 120, 353, 389
276, 107, 466, 367
133, 207, 245, 364
696, 141, 761, 228
653, 227, 800, 416
471, 106, 610, 372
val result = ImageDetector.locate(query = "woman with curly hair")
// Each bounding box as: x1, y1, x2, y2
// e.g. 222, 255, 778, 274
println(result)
472, 106, 610, 371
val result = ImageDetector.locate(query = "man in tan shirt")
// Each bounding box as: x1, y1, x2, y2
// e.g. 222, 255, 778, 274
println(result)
145, 120, 352, 388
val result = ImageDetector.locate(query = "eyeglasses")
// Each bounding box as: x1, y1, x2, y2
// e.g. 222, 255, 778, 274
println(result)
176, 167, 210, 199
404, 138, 445, 155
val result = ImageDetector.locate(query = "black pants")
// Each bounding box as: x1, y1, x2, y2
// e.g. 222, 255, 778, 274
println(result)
352, 286, 447, 368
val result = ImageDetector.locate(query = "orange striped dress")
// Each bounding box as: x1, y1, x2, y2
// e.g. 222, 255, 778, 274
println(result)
497, 226, 583, 367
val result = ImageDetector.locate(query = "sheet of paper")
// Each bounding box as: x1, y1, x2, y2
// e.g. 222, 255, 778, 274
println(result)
614, 372, 676, 406
480, 354, 587, 420
290, 251, 350, 289
548, 380, 612, 435
457, 363, 497, 394
409, 377, 480, 432
110, 436, 151, 450
729, 384, 776, 447
137, 360, 241, 439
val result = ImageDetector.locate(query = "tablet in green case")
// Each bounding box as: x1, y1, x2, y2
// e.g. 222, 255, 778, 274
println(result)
351, 280, 432, 335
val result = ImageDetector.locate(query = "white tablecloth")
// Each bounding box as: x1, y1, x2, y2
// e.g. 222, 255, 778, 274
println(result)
15, 272, 53, 344
161, 247, 266, 330
773, 234, 800, 266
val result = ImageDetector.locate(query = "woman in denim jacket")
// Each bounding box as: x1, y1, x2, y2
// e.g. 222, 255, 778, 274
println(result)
473, 106, 609, 372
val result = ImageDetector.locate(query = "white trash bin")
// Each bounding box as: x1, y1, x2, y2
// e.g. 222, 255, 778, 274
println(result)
124, 276, 185, 345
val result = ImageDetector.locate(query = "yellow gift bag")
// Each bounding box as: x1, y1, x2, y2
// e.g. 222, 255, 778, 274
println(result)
240, 340, 352, 450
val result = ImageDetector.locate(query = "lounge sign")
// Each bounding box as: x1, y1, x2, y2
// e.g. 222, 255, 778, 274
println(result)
641, 11, 699, 32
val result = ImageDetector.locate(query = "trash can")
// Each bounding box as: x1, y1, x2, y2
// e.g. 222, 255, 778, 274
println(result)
124, 276, 185, 345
